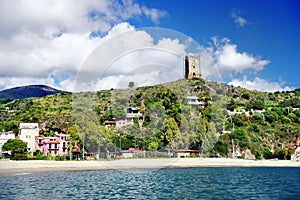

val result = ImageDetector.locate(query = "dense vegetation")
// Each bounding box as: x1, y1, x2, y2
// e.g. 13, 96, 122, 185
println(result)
1, 79, 299, 160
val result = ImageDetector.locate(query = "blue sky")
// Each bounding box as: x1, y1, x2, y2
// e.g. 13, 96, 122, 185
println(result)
0, 0, 299, 92
131, 0, 300, 88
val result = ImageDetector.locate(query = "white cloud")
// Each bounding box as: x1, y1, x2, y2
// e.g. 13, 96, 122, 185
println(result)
142, 7, 168, 25
231, 10, 247, 27
229, 77, 293, 92
76, 29, 187, 92
156, 38, 186, 55
0, 0, 167, 91
0, 76, 57, 90
201, 37, 270, 79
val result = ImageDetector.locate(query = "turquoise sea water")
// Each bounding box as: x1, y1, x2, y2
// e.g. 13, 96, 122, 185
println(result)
1, 167, 299, 199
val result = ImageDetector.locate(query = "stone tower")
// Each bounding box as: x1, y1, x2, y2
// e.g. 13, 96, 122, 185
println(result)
185, 54, 201, 79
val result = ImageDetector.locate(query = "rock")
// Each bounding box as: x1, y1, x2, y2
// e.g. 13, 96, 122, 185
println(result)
244, 149, 256, 160
291, 147, 300, 162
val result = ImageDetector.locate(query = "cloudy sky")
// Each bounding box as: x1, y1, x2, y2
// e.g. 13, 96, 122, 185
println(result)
0, 0, 299, 92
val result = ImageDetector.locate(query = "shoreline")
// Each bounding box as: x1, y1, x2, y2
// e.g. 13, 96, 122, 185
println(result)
1, 158, 299, 176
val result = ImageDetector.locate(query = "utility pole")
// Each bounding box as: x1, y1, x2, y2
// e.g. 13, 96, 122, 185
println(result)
232, 139, 235, 159
232, 119, 235, 159
82, 135, 85, 160
69, 138, 72, 161
98, 135, 100, 160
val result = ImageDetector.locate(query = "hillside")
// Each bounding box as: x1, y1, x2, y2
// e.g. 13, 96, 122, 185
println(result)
0, 85, 64, 100
0, 79, 299, 160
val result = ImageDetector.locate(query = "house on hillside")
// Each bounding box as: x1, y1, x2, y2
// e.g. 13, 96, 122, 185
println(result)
187, 96, 205, 106
0, 131, 15, 155
104, 120, 116, 128
18, 123, 39, 154
35, 132, 70, 156
116, 107, 144, 129
126, 107, 143, 121
116, 119, 134, 129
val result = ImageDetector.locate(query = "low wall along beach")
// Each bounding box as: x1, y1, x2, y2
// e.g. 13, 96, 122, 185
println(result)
1, 158, 300, 176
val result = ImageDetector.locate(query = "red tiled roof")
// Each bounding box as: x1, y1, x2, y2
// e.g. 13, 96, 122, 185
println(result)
0, 131, 14, 135
44, 141, 60, 144
104, 121, 116, 124
121, 148, 144, 153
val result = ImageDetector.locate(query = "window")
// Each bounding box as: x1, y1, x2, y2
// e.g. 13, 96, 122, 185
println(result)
49, 144, 52, 149
55, 144, 58, 149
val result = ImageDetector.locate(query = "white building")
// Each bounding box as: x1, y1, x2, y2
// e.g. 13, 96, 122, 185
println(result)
187, 96, 205, 106
0, 131, 15, 154
116, 119, 134, 129
18, 123, 39, 154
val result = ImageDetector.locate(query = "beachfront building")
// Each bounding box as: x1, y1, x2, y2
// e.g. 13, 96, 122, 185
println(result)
121, 148, 144, 158
18, 123, 39, 154
175, 149, 199, 158
35, 132, 70, 156
0, 131, 15, 155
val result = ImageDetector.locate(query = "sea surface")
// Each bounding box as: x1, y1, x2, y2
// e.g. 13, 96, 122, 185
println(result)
0, 167, 299, 199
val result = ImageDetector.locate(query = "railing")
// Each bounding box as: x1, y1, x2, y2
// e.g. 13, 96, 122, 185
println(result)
86, 151, 174, 160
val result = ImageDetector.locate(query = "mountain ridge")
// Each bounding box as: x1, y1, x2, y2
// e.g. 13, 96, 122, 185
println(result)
0, 85, 65, 100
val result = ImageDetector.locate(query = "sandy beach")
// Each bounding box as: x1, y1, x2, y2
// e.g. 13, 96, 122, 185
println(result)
0, 158, 299, 176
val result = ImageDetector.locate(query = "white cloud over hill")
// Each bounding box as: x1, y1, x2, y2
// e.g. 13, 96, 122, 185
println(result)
0, 0, 167, 91
229, 77, 293, 92
0, 0, 292, 93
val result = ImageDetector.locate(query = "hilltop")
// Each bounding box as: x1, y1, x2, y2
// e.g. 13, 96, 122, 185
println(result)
0, 79, 299, 160
0, 85, 65, 100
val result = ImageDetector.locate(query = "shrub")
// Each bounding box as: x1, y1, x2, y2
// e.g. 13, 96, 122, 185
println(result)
12, 153, 28, 160
263, 148, 273, 159
281, 115, 291, 124
248, 124, 260, 133
231, 129, 249, 148
213, 141, 228, 156
288, 113, 297, 122
241, 92, 250, 100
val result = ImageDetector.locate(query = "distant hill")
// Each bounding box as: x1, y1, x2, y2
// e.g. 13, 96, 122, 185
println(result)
0, 85, 64, 99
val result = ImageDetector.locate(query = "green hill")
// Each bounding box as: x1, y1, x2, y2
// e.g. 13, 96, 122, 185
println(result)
1, 79, 299, 160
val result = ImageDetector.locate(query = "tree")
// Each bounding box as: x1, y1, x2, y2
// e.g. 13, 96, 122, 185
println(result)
227, 98, 237, 111
241, 92, 250, 100
128, 81, 135, 89
2, 139, 28, 160
161, 117, 181, 150
202, 122, 218, 154
211, 100, 226, 132
231, 128, 248, 148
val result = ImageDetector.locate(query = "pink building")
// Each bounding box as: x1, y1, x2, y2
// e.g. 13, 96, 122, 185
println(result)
35, 133, 70, 156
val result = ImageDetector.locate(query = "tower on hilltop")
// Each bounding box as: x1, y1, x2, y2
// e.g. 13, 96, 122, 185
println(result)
185, 54, 201, 79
